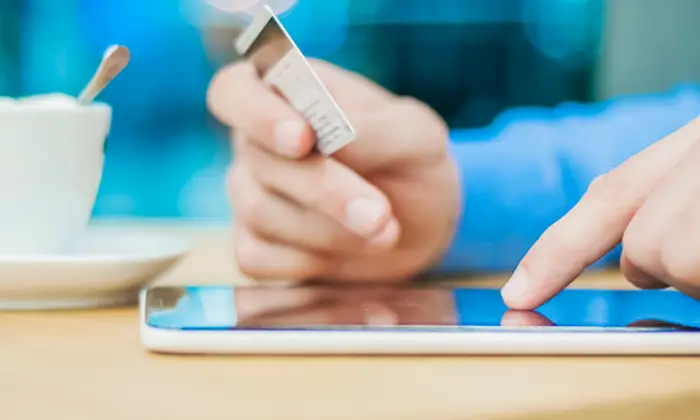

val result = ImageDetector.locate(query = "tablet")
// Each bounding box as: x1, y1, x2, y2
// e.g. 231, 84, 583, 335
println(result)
140, 284, 700, 355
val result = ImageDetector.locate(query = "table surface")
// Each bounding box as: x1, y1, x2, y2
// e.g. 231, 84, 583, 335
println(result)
2, 222, 699, 420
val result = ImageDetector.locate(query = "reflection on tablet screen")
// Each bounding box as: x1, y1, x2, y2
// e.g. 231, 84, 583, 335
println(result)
146, 286, 700, 332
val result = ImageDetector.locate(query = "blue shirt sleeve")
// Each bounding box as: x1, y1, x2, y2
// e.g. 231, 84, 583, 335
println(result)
436, 84, 700, 274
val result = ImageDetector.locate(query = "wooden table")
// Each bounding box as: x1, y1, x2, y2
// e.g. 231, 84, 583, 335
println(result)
2, 222, 699, 420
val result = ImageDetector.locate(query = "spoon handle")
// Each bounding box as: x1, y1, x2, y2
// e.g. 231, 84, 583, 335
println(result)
78, 46, 131, 105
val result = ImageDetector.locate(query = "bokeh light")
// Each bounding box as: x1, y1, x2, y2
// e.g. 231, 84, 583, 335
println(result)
204, 0, 298, 15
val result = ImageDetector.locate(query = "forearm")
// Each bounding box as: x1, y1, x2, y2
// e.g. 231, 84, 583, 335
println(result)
435, 84, 700, 274
437, 137, 573, 273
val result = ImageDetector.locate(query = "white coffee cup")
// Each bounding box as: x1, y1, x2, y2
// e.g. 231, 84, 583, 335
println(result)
0, 94, 111, 254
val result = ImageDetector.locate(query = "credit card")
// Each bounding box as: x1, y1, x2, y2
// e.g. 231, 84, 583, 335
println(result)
234, 4, 356, 156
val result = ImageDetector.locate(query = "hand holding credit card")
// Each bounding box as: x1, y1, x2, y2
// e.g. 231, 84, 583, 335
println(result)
234, 5, 356, 155
206, 5, 460, 285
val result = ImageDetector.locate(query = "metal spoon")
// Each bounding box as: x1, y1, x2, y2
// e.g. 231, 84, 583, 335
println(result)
77, 45, 131, 105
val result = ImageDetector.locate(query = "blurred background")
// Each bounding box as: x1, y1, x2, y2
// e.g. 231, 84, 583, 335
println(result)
1, 0, 699, 221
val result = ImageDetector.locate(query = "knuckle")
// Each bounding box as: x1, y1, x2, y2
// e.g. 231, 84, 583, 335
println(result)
206, 71, 225, 112
242, 146, 269, 181
659, 231, 700, 285
235, 186, 267, 227
411, 98, 448, 139
621, 221, 653, 269
225, 165, 241, 194
583, 172, 642, 216
307, 157, 337, 209
394, 96, 449, 156
620, 254, 666, 290
584, 173, 626, 204
621, 209, 664, 277
231, 130, 248, 153
226, 165, 255, 204
659, 252, 695, 285
235, 237, 265, 278
619, 254, 638, 282
226, 164, 269, 229
581, 172, 643, 230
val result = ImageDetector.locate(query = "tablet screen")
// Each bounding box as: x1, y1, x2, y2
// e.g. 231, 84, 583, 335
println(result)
144, 285, 700, 332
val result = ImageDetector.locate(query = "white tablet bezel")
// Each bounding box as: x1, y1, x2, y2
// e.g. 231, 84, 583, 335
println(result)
138, 290, 700, 356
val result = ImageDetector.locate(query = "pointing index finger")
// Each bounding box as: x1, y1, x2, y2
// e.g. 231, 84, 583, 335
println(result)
501, 115, 700, 310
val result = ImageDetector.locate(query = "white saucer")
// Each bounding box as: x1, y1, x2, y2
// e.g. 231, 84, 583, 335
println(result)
0, 231, 190, 310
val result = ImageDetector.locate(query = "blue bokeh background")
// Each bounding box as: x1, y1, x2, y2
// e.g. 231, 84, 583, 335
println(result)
1, 0, 699, 220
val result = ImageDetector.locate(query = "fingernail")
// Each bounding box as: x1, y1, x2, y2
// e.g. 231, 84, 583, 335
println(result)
366, 219, 400, 249
501, 266, 530, 302
274, 121, 304, 157
344, 198, 387, 236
